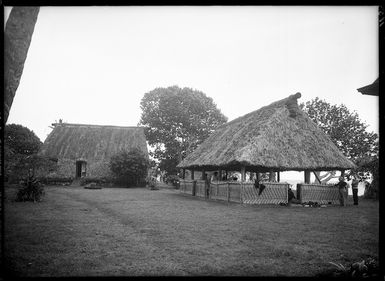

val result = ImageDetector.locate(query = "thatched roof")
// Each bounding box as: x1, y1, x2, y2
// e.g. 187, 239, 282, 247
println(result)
40, 123, 148, 161
177, 93, 355, 172
357, 78, 379, 96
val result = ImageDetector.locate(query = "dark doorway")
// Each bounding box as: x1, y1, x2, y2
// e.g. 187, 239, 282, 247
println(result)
76, 161, 87, 178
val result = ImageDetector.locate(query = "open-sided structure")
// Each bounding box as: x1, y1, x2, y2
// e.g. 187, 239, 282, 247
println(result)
40, 122, 148, 179
177, 93, 356, 204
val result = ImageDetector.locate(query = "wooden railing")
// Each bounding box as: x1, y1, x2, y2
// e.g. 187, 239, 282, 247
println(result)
179, 179, 289, 204
297, 183, 340, 204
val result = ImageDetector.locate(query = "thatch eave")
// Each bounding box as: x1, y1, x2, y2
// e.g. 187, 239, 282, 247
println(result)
177, 163, 356, 172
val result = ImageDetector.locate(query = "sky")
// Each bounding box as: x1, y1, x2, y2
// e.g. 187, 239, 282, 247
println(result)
5, 6, 378, 190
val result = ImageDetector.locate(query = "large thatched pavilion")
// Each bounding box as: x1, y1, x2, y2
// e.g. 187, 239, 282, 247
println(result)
40, 122, 148, 179
177, 93, 356, 204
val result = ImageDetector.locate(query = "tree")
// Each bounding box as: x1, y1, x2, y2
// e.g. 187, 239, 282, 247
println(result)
4, 7, 40, 123
139, 86, 227, 175
109, 149, 149, 187
300, 98, 378, 162
5, 124, 43, 182
5, 124, 42, 155
300, 98, 379, 188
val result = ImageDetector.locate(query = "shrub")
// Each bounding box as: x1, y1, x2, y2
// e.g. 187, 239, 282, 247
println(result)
38, 176, 73, 186
324, 257, 379, 278
165, 175, 180, 187
16, 175, 45, 202
79, 177, 112, 186
109, 149, 149, 187
147, 176, 158, 190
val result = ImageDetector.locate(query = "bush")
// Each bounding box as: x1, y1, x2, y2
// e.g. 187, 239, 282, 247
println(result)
109, 149, 149, 187
147, 176, 158, 190
16, 175, 45, 202
38, 176, 73, 186
165, 175, 180, 187
325, 257, 379, 278
79, 177, 112, 186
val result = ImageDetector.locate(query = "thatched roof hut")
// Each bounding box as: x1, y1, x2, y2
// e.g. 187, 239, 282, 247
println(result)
40, 122, 148, 178
177, 93, 355, 174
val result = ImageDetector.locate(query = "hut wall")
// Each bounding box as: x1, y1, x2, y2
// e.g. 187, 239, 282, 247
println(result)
54, 158, 112, 179
297, 183, 340, 204
55, 159, 76, 178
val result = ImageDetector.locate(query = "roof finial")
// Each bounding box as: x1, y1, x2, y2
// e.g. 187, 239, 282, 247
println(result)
286, 92, 301, 118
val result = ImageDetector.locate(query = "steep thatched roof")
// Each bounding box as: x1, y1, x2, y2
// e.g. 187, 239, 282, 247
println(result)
40, 123, 148, 161
177, 93, 355, 172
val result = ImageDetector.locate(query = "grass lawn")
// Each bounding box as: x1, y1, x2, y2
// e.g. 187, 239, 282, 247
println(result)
3, 185, 379, 277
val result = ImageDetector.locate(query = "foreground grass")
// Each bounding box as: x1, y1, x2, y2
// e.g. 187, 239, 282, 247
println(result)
4, 185, 379, 276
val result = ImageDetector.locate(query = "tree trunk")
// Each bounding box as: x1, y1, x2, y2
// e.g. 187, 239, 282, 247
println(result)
4, 7, 40, 123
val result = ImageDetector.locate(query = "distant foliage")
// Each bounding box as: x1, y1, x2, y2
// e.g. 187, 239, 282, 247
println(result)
354, 156, 379, 199
5, 124, 41, 155
79, 177, 112, 186
4, 124, 57, 182
39, 176, 73, 186
16, 175, 45, 202
300, 98, 379, 197
139, 86, 227, 175
300, 98, 378, 161
326, 257, 379, 278
109, 149, 149, 187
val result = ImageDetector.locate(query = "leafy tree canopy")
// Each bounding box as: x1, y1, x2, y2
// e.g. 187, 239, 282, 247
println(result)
5, 123, 42, 155
139, 86, 227, 174
109, 149, 149, 187
300, 97, 378, 162
5, 124, 45, 182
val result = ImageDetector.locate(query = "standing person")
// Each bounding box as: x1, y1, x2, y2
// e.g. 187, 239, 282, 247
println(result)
211, 171, 219, 182
351, 174, 360, 205
335, 176, 348, 206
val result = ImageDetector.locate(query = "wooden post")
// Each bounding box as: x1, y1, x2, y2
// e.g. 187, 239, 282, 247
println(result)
201, 169, 206, 180
227, 182, 230, 202
277, 171, 280, 182
241, 166, 246, 182
192, 180, 196, 196
191, 169, 194, 180
240, 182, 243, 203
256, 172, 260, 182
225, 170, 228, 180
218, 170, 222, 181
304, 170, 311, 184
340, 170, 345, 176
269, 171, 275, 182
182, 169, 185, 179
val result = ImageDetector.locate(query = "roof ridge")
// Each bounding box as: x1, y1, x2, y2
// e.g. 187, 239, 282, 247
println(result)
216, 92, 302, 129
51, 122, 144, 129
